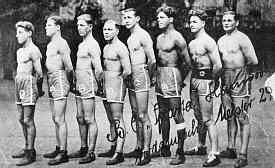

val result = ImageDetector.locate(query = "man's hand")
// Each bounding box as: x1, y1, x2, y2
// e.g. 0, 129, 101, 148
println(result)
209, 78, 220, 93
37, 77, 45, 97
68, 71, 77, 94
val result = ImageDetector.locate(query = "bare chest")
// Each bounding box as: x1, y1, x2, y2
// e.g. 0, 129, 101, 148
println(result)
17, 49, 31, 63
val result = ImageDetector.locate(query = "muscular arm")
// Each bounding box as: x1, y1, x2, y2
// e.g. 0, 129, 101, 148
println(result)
118, 43, 131, 78
141, 32, 156, 80
206, 39, 222, 79
175, 33, 191, 80
60, 41, 73, 72
240, 35, 258, 65
90, 42, 103, 81
31, 48, 43, 78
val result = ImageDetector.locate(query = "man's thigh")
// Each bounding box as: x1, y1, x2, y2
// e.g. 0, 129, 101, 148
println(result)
198, 95, 213, 123
135, 91, 149, 114
232, 97, 250, 125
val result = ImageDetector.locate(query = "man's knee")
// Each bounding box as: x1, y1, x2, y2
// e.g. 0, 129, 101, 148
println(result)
76, 115, 86, 125
203, 119, 215, 127
84, 116, 96, 125
53, 116, 65, 125
238, 111, 250, 125
23, 117, 33, 127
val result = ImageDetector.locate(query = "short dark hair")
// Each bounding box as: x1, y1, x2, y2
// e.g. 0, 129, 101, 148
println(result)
47, 15, 63, 26
121, 7, 139, 17
156, 5, 176, 18
15, 21, 34, 33
188, 9, 208, 21
77, 14, 93, 25
223, 10, 240, 21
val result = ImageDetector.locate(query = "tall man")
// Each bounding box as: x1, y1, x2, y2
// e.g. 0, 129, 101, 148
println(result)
43, 16, 74, 166
12, 21, 44, 166
67, 14, 103, 164
152, 5, 191, 165
218, 11, 258, 168
187, 9, 222, 167
100, 19, 131, 165
121, 7, 156, 166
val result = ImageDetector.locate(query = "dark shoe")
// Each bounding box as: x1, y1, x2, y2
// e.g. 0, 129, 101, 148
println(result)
151, 145, 171, 158
79, 152, 96, 164
185, 146, 207, 155
220, 148, 237, 159
125, 148, 142, 158
43, 146, 60, 158
106, 152, 124, 165
12, 149, 25, 158
203, 152, 221, 167
136, 151, 151, 166
170, 149, 185, 165
16, 149, 36, 166
48, 150, 69, 166
234, 154, 248, 168
68, 147, 88, 158
98, 145, 116, 157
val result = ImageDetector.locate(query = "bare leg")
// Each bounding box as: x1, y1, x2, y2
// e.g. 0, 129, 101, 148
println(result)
50, 99, 60, 147
53, 99, 68, 150
82, 98, 97, 152
23, 106, 36, 150
76, 97, 88, 148
103, 100, 116, 146
17, 105, 27, 148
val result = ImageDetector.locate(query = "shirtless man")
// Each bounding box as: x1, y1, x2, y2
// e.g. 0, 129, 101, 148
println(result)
67, 14, 103, 164
187, 9, 222, 167
98, 20, 131, 165
12, 21, 43, 166
218, 11, 258, 168
43, 16, 74, 166
151, 5, 191, 165
121, 7, 156, 166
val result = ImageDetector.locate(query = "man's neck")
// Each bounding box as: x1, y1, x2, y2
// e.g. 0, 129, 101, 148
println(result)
107, 36, 118, 44
130, 24, 140, 34
195, 28, 206, 38
51, 32, 61, 42
83, 32, 94, 41
22, 38, 32, 48
163, 24, 174, 35
226, 28, 238, 35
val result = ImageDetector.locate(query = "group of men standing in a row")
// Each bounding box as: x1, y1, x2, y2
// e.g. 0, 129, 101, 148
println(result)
12, 4, 257, 168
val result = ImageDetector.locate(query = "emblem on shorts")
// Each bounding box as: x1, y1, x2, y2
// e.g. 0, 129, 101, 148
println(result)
78, 84, 86, 93
19, 90, 25, 99
49, 86, 55, 93
200, 71, 206, 77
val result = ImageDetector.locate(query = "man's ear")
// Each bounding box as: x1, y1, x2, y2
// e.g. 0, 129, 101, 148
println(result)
202, 20, 206, 27
89, 24, 93, 30
136, 16, 140, 22
236, 20, 239, 27
57, 25, 61, 31
169, 17, 174, 23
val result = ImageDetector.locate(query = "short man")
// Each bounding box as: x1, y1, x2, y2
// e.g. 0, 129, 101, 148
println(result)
43, 16, 74, 166
12, 21, 44, 166
67, 14, 103, 164
218, 11, 258, 168
98, 19, 131, 165
151, 5, 191, 165
121, 7, 156, 166
187, 9, 222, 167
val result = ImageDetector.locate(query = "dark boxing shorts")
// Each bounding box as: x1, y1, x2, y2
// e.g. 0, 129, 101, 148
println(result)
127, 64, 150, 93
156, 67, 182, 98
221, 67, 251, 98
47, 70, 70, 100
15, 73, 38, 106
75, 69, 98, 99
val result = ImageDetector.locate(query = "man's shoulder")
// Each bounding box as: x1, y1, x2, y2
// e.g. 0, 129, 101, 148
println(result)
236, 30, 250, 41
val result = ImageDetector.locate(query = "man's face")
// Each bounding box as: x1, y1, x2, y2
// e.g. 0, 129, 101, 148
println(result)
77, 19, 91, 37
157, 11, 170, 29
16, 27, 30, 44
222, 14, 238, 32
45, 19, 59, 37
103, 22, 118, 41
122, 11, 138, 29
189, 16, 204, 33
